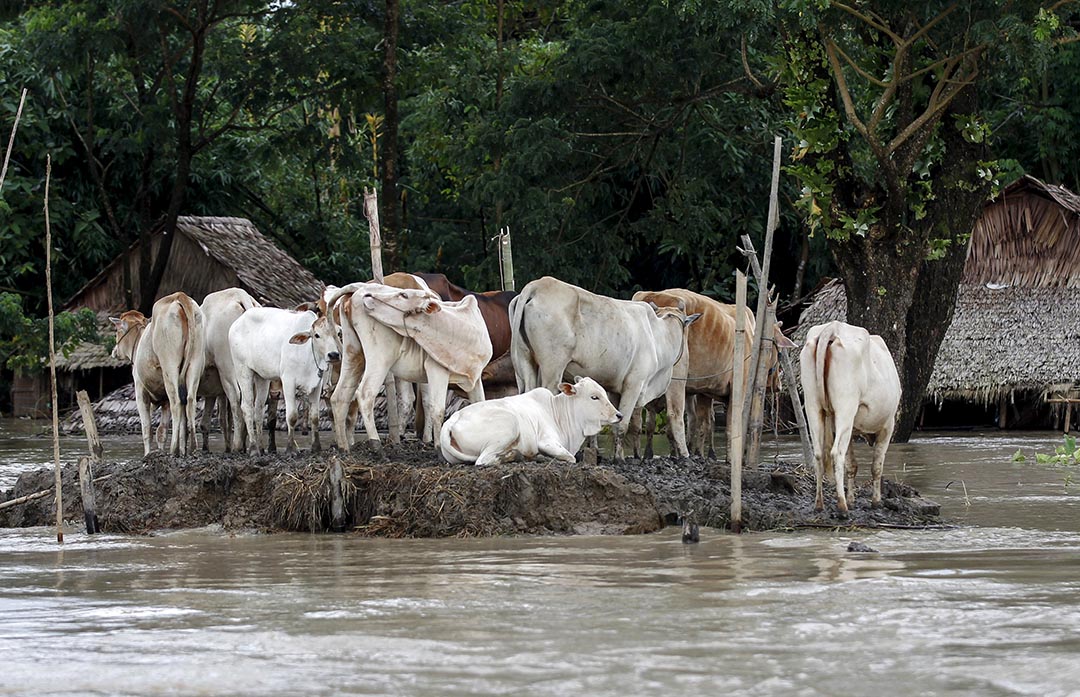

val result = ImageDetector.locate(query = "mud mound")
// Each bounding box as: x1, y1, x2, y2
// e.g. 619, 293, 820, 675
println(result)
0, 443, 942, 536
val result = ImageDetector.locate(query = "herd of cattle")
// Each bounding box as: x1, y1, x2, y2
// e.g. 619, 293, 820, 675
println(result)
108, 272, 901, 515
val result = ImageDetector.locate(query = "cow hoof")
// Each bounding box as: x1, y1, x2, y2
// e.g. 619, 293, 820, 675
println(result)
870, 499, 882, 510
644, 447, 654, 460
835, 509, 849, 520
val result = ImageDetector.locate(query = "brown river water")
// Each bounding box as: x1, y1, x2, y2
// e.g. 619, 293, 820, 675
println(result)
2, 418, 1080, 696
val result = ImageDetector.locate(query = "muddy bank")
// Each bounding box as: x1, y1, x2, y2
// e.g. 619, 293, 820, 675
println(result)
0, 442, 942, 535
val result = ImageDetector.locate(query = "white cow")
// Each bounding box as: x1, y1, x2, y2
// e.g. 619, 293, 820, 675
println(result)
110, 292, 206, 456
509, 276, 700, 459
229, 307, 341, 454
327, 281, 491, 450
200, 287, 261, 451
799, 320, 902, 515
440, 376, 622, 465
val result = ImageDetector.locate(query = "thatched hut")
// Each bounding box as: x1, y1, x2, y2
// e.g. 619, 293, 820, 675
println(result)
11, 217, 325, 416
797, 175, 1080, 429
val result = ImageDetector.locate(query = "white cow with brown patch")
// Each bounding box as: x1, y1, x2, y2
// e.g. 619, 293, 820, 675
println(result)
440, 376, 622, 465
800, 320, 901, 515
110, 292, 206, 456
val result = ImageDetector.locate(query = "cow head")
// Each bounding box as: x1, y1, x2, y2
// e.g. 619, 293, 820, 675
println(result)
559, 376, 622, 436
289, 315, 342, 365
109, 310, 149, 362
360, 286, 442, 322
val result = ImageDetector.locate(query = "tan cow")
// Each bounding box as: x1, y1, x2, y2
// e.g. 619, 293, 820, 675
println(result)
800, 320, 901, 515
631, 289, 795, 458
110, 292, 206, 456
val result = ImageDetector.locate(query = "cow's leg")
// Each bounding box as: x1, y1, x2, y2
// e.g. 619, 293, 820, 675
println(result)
331, 358, 364, 451
829, 407, 858, 517
536, 437, 576, 463
643, 405, 655, 459
665, 383, 689, 459
845, 441, 859, 510
804, 406, 828, 512
282, 380, 300, 454
423, 369, 452, 445
409, 383, 424, 438
611, 385, 644, 461
871, 418, 895, 508
307, 387, 322, 453
160, 379, 184, 456
136, 389, 154, 456
266, 392, 279, 453
356, 356, 394, 447
155, 403, 169, 452
184, 372, 201, 456
416, 383, 432, 442
237, 366, 261, 455
704, 399, 717, 458
628, 407, 644, 458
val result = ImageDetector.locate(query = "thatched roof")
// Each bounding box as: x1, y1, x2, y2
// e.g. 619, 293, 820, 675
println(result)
54, 314, 125, 371
64, 216, 324, 312
175, 216, 323, 308
965, 175, 1080, 288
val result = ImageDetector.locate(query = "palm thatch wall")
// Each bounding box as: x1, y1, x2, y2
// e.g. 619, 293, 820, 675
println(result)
796, 175, 1080, 413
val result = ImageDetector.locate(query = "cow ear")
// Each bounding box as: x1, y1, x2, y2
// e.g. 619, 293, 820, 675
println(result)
775, 329, 797, 349
684, 312, 703, 326
558, 382, 577, 396
574, 375, 584, 384
423, 301, 441, 314
109, 316, 123, 328
677, 298, 686, 312
289, 332, 312, 345
647, 301, 659, 312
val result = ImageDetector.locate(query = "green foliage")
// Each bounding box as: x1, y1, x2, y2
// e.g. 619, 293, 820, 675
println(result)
0, 292, 98, 373
1015, 434, 1080, 466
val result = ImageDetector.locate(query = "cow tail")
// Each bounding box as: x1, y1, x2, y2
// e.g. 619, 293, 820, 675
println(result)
509, 290, 537, 391
814, 322, 837, 414
177, 297, 201, 407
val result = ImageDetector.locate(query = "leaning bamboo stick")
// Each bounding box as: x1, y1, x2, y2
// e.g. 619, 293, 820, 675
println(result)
0, 489, 51, 512
730, 270, 748, 534
0, 87, 27, 192
45, 154, 63, 544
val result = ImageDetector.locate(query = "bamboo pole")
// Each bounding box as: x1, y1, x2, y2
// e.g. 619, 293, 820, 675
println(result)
0, 489, 51, 512
499, 227, 515, 292
364, 187, 401, 444
76, 390, 104, 463
44, 154, 63, 544
730, 270, 748, 534
745, 301, 777, 467
742, 136, 783, 456
0, 87, 27, 192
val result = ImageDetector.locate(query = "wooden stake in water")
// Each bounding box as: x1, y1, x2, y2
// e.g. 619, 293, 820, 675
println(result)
730, 270, 748, 534
76, 390, 104, 463
45, 155, 63, 544
78, 456, 99, 535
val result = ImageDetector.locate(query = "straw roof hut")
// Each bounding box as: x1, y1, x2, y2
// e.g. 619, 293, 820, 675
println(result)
11, 217, 325, 417
796, 175, 1080, 426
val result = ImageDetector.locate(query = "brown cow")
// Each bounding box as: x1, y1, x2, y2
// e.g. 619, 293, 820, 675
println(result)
630, 289, 795, 459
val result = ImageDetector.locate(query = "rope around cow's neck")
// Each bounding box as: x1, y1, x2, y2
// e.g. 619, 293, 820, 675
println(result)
116, 321, 147, 360
310, 332, 327, 378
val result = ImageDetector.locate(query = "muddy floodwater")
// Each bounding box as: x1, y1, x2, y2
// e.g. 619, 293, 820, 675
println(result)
2, 419, 1080, 696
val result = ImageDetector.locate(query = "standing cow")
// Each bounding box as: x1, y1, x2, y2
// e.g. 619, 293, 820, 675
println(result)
631, 289, 795, 459
800, 320, 901, 515
229, 308, 341, 454
327, 282, 491, 451
440, 376, 621, 465
200, 287, 261, 452
509, 276, 700, 459
110, 292, 206, 456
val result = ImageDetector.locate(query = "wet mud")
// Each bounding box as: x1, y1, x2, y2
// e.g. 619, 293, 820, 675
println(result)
0, 442, 942, 536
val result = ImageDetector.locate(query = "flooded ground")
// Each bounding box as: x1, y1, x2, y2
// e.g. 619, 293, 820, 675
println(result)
2, 420, 1080, 695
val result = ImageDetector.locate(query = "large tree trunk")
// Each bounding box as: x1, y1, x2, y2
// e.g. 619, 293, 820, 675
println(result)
378, 0, 401, 269
835, 89, 990, 442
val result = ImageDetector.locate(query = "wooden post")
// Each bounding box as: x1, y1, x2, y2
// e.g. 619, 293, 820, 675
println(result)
78, 456, 99, 534
745, 301, 777, 468
1066, 404, 1072, 434
364, 186, 401, 443
329, 456, 346, 532
0, 489, 51, 512
742, 136, 783, 440
999, 394, 1008, 430
76, 390, 104, 463
498, 227, 515, 292
730, 270, 748, 534
44, 155, 63, 544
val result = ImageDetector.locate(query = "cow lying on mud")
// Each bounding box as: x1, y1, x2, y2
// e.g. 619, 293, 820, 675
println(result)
440, 376, 621, 465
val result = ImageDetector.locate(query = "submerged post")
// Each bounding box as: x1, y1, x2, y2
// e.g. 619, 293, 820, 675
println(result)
77, 456, 99, 534
730, 270, 748, 534
329, 456, 346, 532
